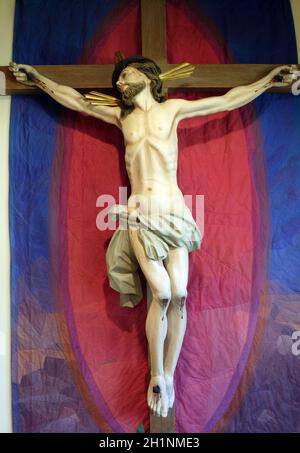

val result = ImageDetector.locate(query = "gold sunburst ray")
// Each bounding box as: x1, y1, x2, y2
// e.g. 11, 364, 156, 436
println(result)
83, 91, 120, 107
159, 63, 195, 81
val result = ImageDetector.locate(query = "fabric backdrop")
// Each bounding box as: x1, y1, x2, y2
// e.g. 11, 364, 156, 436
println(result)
10, 0, 300, 432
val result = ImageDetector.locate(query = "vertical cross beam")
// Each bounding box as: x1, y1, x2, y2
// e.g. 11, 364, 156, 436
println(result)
141, 0, 174, 433
141, 0, 167, 65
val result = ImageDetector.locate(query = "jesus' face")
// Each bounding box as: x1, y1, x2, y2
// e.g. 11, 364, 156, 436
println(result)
116, 66, 149, 105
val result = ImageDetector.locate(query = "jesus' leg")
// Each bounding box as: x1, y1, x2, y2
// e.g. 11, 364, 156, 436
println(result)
163, 246, 189, 408
128, 228, 172, 417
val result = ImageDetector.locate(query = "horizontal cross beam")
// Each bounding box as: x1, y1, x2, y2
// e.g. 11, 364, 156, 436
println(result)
1, 64, 299, 95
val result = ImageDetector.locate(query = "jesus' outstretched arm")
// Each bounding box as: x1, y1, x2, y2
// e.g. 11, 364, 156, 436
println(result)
9, 61, 121, 128
172, 64, 298, 121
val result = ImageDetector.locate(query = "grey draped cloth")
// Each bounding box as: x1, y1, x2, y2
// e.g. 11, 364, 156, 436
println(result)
105, 204, 202, 308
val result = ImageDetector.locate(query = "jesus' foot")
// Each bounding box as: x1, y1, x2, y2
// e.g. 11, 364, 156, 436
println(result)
164, 374, 175, 409
147, 375, 169, 417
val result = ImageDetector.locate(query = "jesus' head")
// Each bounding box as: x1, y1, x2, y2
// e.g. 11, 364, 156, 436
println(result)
112, 57, 167, 118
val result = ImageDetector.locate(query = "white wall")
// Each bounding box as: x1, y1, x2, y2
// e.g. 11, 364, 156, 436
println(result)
291, 0, 300, 62
0, 0, 299, 434
0, 0, 15, 433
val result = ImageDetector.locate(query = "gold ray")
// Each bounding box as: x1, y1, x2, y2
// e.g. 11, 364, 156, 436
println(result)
86, 91, 119, 100
83, 90, 120, 107
159, 63, 195, 81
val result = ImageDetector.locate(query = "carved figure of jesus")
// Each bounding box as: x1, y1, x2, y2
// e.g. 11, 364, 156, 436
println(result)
10, 57, 297, 418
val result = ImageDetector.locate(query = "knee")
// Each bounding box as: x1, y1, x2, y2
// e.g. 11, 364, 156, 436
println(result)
153, 288, 172, 310
171, 288, 188, 310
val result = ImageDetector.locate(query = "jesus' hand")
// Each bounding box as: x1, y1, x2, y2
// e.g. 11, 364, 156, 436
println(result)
9, 61, 40, 87
269, 64, 299, 87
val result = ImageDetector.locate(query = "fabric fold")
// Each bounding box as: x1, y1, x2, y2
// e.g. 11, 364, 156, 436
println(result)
105, 203, 202, 307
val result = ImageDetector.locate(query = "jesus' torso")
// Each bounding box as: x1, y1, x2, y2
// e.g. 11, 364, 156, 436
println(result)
119, 99, 186, 215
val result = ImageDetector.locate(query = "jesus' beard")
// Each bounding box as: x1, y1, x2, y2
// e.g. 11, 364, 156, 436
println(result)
121, 81, 147, 106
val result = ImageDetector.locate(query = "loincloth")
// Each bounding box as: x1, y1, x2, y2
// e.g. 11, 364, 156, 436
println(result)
105, 204, 202, 308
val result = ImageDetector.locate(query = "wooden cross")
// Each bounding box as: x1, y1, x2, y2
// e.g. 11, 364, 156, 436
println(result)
0, 0, 298, 96
1, 0, 298, 434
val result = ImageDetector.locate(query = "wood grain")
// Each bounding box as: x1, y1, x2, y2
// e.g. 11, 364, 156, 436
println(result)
141, 0, 167, 64
1, 64, 299, 95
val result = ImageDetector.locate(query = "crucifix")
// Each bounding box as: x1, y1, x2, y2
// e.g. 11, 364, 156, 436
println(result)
2, 0, 299, 434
